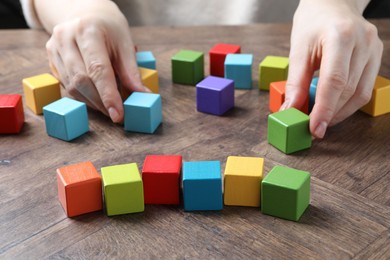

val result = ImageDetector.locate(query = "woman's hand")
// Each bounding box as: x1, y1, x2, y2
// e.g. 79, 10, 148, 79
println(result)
36, 0, 149, 123
284, 0, 383, 138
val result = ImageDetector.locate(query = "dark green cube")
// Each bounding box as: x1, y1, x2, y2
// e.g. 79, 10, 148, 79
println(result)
172, 50, 204, 85
261, 166, 310, 221
268, 108, 312, 154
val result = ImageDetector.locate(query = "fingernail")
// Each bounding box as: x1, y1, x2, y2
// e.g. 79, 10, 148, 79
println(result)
280, 100, 290, 111
314, 121, 327, 139
108, 107, 119, 123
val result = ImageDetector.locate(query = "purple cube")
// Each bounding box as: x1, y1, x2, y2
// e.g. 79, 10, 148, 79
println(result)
196, 76, 234, 116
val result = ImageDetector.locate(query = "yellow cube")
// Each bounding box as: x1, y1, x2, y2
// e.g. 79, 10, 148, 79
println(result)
140, 67, 159, 94
23, 73, 61, 114
224, 156, 264, 207
360, 75, 390, 117
120, 68, 159, 100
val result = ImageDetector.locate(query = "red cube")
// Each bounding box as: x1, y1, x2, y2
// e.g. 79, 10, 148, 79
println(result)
0, 94, 24, 134
209, 43, 241, 77
142, 155, 182, 205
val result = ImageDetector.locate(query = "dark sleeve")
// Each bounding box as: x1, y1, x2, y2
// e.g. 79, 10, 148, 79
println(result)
0, 0, 28, 29
364, 0, 390, 18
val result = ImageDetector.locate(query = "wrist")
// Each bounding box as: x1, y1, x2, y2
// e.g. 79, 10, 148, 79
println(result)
299, 0, 371, 14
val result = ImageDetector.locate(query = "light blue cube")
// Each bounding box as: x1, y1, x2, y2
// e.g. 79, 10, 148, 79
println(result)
124, 92, 162, 134
309, 77, 319, 112
136, 51, 156, 69
182, 161, 223, 211
43, 97, 89, 141
224, 54, 253, 89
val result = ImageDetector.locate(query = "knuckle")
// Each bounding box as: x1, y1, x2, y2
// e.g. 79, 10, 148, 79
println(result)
331, 19, 354, 40
326, 73, 348, 91
357, 90, 372, 106
87, 61, 106, 79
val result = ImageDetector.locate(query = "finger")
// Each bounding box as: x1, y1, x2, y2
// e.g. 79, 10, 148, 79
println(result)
332, 42, 370, 116
76, 27, 124, 123
282, 41, 314, 112
55, 29, 107, 114
330, 53, 381, 125
115, 39, 150, 94
310, 35, 354, 138
46, 39, 68, 85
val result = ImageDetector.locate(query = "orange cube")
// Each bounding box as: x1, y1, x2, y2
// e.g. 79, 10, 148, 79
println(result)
57, 161, 102, 217
269, 81, 309, 114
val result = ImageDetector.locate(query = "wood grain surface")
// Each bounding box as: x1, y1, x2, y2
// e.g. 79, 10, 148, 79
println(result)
0, 21, 389, 259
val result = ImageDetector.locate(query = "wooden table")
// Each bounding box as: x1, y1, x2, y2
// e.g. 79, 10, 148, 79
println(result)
1, 22, 389, 259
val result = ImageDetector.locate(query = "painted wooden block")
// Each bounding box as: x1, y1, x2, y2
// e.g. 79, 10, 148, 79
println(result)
120, 67, 159, 99
43, 97, 89, 141
262, 165, 310, 221
258, 56, 289, 91
140, 67, 159, 94
309, 77, 319, 113
224, 54, 253, 89
224, 156, 264, 207
142, 155, 182, 205
209, 43, 241, 77
196, 76, 234, 116
22, 73, 61, 114
182, 161, 223, 211
269, 81, 309, 114
101, 163, 144, 216
136, 51, 156, 69
171, 50, 204, 85
360, 75, 390, 117
268, 108, 312, 154
57, 161, 102, 217
0, 94, 24, 134
124, 92, 162, 134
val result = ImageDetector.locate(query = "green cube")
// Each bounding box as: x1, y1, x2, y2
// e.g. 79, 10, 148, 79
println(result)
268, 108, 312, 154
172, 50, 204, 85
101, 163, 144, 216
261, 166, 310, 221
259, 56, 289, 90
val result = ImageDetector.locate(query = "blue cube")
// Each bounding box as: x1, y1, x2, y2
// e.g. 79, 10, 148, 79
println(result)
182, 161, 223, 211
136, 51, 156, 70
196, 76, 234, 116
124, 92, 162, 134
224, 54, 253, 89
309, 77, 319, 112
43, 97, 89, 141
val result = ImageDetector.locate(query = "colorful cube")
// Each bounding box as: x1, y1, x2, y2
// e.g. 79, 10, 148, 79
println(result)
268, 108, 312, 154
262, 166, 310, 221
136, 51, 156, 69
171, 50, 204, 85
43, 97, 89, 141
309, 77, 319, 113
360, 75, 390, 117
56, 161, 103, 217
259, 56, 289, 90
124, 92, 162, 134
196, 76, 234, 116
269, 81, 309, 114
140, 67, 159, 94
224, 156, 264, 207
101, 163, 144, 216
209, 43, 241, 77
0, 94, 24, 134
224, 54, 253, 89
22, 73, 61, 114
182, 161, 223, 211
142, 155, 182, 205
